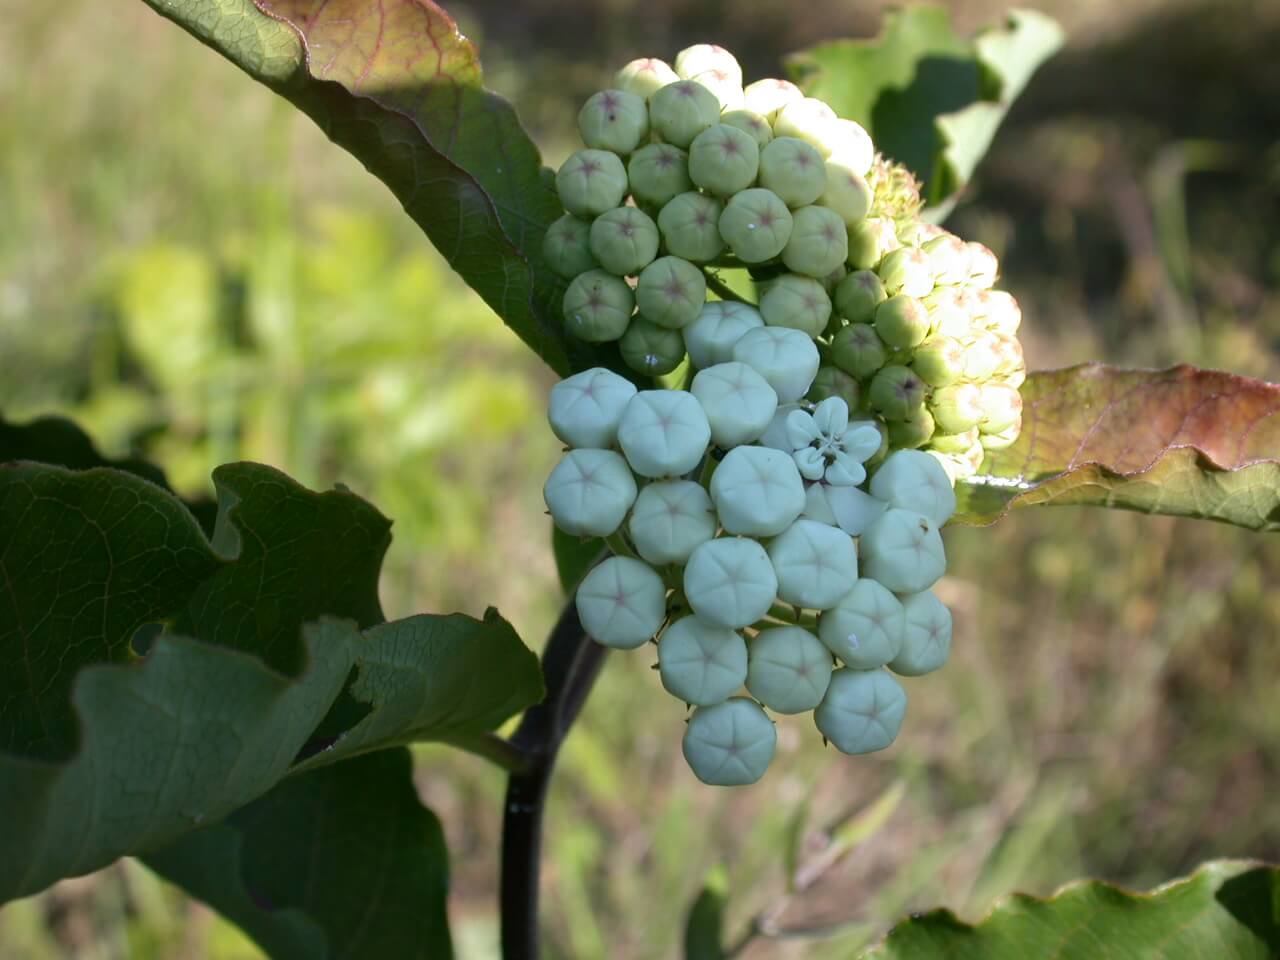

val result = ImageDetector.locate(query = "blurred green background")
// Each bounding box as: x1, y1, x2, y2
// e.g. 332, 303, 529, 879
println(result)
1, 0, 1278, 957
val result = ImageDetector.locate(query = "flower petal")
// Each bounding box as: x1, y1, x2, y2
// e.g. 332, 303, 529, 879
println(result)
814, 396, 849, 437
786, 409, 822, 450
841, 423, 884, 463
803, 482, 837, 525
793, 447, 826, 480
759, 403, 802, 450
825, 452, 866, 487
825, 485, 888, 536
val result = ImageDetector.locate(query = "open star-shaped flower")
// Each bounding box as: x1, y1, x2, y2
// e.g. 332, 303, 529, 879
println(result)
785, 397, 882, 486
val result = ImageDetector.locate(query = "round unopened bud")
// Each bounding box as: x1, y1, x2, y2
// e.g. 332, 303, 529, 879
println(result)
758, 137, 826, 208
831, 322, 887, 380
869, 365, 927, 421
847, 216, 901, 270
860, 508, 946, 594
819, 160, 873, 226
629, 480, 717, 565
930, 427, 979, 455
834, 270, 887, 324
621, 317, 685, 376
689, 124, 760, 196
869, 449, 956, 527
548, 366, 637, 448
743, 77, 803, 119
815, 668, 907, 755
977, 382, 1023, 433
543, 214, 596, 279
886, 410, 935, 449
710, 445, 806, 537
636, 256, 707, 329
980, 290, 1022, 336
659, 615, 748, 706
756, 402, 802, 452
897, 220, 942, 248
684, 536, 779, 629
993, 334, 1025, 378
674, 43, 743, 85
782, 205, 849, 278
684, 300, 765, 369
966, 242, 999, 288
772, 98, 837, 157
692, 361, 779, 448
688, 69, 745, 112
577, 556, 667, 649
650, 80, 721, 148
922, 233, 971, 286
980, 420, 1021, 451
563, 269, 634, 342
927, 287, 973, 339
578, 89, 649, 154
808, 365, 860, 409
556, 149, 629, 217
930, 382, 984, 433
614, 57, 680, 99
683, 697, 776, 786
731, 325, 821, 403
718, 188, 793, 263
878, 246, 935, 298
759, 273, 832, 338
890, 590, 952, 676
817, 578, 905, 668
720, 109, 773, 149
747, 626, 833, 714
544, 449, 638, 537
767, 518, 858, 611
618, 389, 712, 478
911, 336, 965, 387
874, 294, 930, 349
628, 143, 692, 207
590, 206, 660, 275
959, 331, 1001, 381
658, 191, 725, 263
825, 119, 875, 176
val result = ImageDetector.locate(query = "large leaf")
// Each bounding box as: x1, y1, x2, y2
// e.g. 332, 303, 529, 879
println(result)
684, 866, 729, 960
954, 364, 1280, 531
787, 6, 1062, 210
138, 0, 612, 376
864, 860, 1280, 958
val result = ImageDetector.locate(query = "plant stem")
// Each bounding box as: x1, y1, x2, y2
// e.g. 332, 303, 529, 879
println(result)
436, 732, 533, 773
702, 269, 751, 304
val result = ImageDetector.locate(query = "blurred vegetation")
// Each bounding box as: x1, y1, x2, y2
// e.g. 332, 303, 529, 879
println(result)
1, 0, 1279, 958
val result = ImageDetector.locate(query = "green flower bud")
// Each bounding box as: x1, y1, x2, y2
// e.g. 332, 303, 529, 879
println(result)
629, 480, 717, 565
929, 382, 983, 433
772, 97, 838, 157
759, 273, 832, 338
649, 80, 721, 148
719, 109, 773, 149
831, 322, 887, 379
684, 536, 779, 629
966, 242, 999, 288
688, 70, 745, 112
869, 449, 956, 527
563, 269, 634, 342
817, 578, 905, 668
808, 365, 860, 410
578, 89, 650, 154
889, 590, 952, 676
781, 205, 849, 279
959, 331, 1002, 382
692, 361, 779, 448
846, 216, 901, 270
556, 149, 629, 217
898, 220, 944, 247
911, 335, 965, 387
825, 119, 875, 176
742, 77, 803, 119
819, 160, 873, 227
544, 448, 638, 537
542, 213, 597, 279
576, 556, 667, 649
674, 43, 743, 85
659, 614, 748, 706
815, 668, 907, 755
589, 206, 660, 275
683, 697, 776, 786
819, 265, 848, 300
979, 290, 1022, 336
710, 445, 806, 537
877, 246, 935, 298
924, 287, 972, 339
860, 507, 946, 594
929, 427, 978, 455
657, 191, 725, 263
767, 518, 859, 611
548, 366, 637, 448
922, 233, 971, 286
718, 188, 793, 263
977, 382, 1023, 434
621, 316, 685, 376
886, 410, 934, 449
869, 365, 927, 421
614, 57, 680, 99
873, 294, 930, 350
747, 626, 833, 714
636, 255, 707, 329
688, 123, 760, 196
980, 420, 1021, 451
627, 143, 693, 207
618, 389, 712, 478
684, 300, 765, 369
834, 270, 887, 324
758, 137, 826, 208
731, 325, 821, 403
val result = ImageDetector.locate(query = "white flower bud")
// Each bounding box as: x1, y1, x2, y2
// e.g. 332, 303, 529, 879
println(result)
629, 480, 717, 565
869, 449, 957, 527
547, 367, 638, 449
683, 300, 765, 370
743, 78, 804, 119
614, 57, 680, 99
772, 98, 837, 157
617, 390, 712, 479
683, 536, 779, 629
766, 518, 858, 611
746, 626, 833, 714
814, 668, 907, 755
818, 484, 890, 537
859, 508, 946, 594
710, 446, 806, 537
731, 326, 820, 404
673, 44, 744, 85
659, 614, 748, 705
576, 556, 667, 649
818, 578, 906, 669
683, 697, 776, 786
543, 449, 637, 537
691, 362, 779, 449
889, 590, 952, 676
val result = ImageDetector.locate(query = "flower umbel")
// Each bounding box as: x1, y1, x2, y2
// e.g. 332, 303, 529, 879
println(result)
786, 397, 881, 486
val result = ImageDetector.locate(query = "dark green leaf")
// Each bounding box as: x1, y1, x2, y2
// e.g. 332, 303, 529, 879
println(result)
954, 364, 1280, 531
145, 748, 452, 960
684, 865, 729, 960
551, 523, 605, 596
864, 860, 1280, 959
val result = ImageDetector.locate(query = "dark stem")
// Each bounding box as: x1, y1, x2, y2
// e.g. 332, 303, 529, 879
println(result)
500, 587, 608, 960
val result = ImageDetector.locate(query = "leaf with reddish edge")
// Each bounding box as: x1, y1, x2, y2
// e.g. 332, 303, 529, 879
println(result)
140, 0, 616, 377
954, 363, 1280, 531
